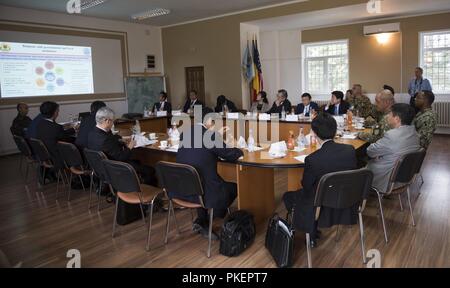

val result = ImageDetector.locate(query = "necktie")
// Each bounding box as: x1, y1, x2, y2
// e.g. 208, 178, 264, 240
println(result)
305, 105, 309, 115
335, 106, 338, 115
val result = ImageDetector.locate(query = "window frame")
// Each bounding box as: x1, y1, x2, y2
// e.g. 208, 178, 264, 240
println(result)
301, 39, 349, 95
419, 29, 450, 94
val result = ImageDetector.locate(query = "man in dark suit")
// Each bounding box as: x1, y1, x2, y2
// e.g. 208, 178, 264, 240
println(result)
10, 102, 32, 137
283, 113, 357, 247
26, 113, 43, 139
175, 107, 243, 239
152, 91, 172, 114
87, 107, 157, 185
182, 90, 203, 113
35, 101, 77, 169
75, 101, 106, 149
268, 89, 292, 116
324, 91, 350, 115
295, 93, 319, 116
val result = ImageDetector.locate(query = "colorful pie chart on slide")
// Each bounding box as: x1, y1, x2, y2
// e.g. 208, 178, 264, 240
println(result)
45, 72, 56, 82
35, 67, 44, 75
47, 84, 55, 92
36, 78, 45, 87
45, 61, 54, 70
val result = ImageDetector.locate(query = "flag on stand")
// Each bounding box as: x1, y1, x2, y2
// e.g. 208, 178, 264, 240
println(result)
251, 39, 264, 102
242, 41, 254, 83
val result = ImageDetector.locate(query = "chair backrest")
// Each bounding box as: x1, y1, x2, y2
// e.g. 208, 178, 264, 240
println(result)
84, 148, 109, 182
122, 113, 143, 120
415, 149, 427, 174
389, 149, 426, 185
12, 135, 33, 158
103, 159, 141, 194
156, 161, 205, 207
314, 168, 373, 211
57, 141, 85, 169
29, 138, 51, 163
78, 112, 91, 121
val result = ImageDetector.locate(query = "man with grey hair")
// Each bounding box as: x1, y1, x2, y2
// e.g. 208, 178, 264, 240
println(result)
87, 107, 157, 185
358, 89, 395, 143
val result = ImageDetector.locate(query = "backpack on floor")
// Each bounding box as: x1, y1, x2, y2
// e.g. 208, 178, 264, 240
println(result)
219, 210, 255, 257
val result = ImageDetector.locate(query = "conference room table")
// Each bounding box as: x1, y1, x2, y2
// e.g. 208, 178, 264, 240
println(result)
116, 116, 369, 223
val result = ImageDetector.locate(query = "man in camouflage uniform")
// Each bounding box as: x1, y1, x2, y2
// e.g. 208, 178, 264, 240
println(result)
348, 84, 374, 119
413, 90, 437, 150
358, 89, 395, 143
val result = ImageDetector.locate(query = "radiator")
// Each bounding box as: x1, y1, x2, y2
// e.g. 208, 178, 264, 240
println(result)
316, 100, 329, 107
432, 102, 450, 128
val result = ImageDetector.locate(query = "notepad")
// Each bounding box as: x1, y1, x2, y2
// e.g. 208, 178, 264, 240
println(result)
294, 155, 307, 163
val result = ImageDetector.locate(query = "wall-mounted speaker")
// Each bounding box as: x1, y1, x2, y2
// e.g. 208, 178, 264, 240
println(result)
146, 55, 155, 69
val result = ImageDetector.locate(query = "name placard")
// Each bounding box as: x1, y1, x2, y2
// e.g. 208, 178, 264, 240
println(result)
259, 113, 271, 121
285, 115, 299, 122
226, 112, 239, 119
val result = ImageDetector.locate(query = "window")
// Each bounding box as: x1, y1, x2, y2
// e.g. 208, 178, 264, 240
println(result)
302, 40, 349, 94
420, 30, 450, 93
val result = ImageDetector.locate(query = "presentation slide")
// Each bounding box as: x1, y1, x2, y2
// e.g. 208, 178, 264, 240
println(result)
0, 42, 94, 98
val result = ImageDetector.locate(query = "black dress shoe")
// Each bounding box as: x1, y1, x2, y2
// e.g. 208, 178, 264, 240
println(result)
309, 239, 317, 248
198, 226, 219, 241
192, 218, 219, 240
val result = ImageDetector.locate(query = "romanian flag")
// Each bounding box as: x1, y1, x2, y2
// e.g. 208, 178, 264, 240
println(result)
251, 39, 263, 102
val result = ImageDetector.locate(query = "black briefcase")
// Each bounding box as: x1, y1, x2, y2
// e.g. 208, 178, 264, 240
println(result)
116, 198, 146, 226
219, 210, 256, 257
265, 214, 295, 268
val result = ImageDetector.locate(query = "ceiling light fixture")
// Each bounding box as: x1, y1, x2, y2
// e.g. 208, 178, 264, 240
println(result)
80, 0, 109, 10
131, 8, 171, 20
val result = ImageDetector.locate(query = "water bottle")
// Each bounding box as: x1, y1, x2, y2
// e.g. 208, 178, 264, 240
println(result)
135, 120, 141, 135
297, 127, 306, 149
171, 121, 180, 139
248, 129, 255, 151
281, 105, 286, 120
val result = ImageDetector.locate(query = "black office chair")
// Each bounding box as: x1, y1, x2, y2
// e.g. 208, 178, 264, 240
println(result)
372, 149, 426, 243
103, 159, 163, 251
305, 168, 373, 268
57, 142, 92, 202
12, 134, 37, 185
78, 112, 91, 122
28, 138, 65, 197
122, 113, 143, 120
84, 148, 110, 211
156, 161, 216, 258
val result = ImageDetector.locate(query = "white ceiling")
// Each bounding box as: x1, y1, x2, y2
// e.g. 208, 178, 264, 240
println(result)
0, 0, 308, 27
248, 0, 450, 31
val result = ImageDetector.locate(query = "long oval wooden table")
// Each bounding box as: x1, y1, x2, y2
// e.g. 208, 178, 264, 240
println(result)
132, 127, 369, 224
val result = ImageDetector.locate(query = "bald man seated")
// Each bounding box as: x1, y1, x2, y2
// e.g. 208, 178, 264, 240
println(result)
10, 103, 31, 137
358, 89, 395, 143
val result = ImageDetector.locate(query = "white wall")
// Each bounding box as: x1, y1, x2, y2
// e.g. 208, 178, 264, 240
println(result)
0, 5, 164, 155
260, 29, 302, 106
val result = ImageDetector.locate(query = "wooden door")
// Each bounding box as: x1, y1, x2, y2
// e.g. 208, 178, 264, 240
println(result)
185, 66, 205, 104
